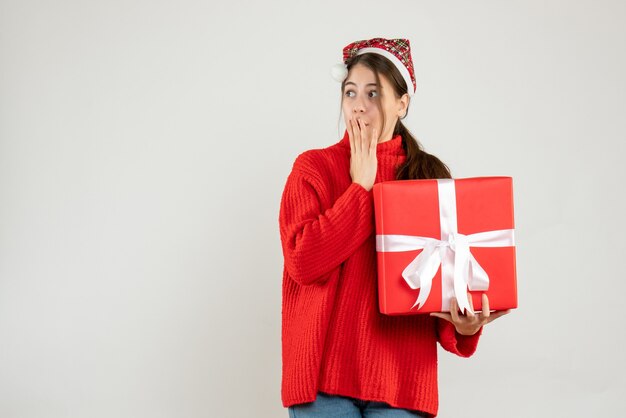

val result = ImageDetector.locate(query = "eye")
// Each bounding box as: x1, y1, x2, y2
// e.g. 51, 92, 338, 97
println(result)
344, 90, 355, 98
368, 90, 379, 98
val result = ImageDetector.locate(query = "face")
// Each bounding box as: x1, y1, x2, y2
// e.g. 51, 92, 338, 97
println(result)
342, 63, 409, 142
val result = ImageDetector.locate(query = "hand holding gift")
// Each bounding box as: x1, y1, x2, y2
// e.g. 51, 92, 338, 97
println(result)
430, 292, 511, 336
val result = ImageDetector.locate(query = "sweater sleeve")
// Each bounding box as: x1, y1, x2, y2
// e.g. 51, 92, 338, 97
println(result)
279, 156, 375, 286
436, 318, 482, 358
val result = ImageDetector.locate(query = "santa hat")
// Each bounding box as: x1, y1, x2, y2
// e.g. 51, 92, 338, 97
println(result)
330, 37, 417, 96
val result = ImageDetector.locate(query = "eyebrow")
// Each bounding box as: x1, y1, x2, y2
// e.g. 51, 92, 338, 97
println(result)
344, 81, 378, 87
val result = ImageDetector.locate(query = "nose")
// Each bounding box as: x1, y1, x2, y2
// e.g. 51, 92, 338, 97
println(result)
352, 96, 367, 114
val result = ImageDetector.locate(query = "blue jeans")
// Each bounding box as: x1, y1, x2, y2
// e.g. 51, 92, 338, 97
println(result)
288, 392, 428, 418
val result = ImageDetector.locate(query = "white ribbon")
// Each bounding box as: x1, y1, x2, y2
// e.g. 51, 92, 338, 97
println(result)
375, 179, 515, 314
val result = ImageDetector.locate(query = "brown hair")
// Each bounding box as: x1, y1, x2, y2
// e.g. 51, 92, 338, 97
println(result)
339, 53, 452, 180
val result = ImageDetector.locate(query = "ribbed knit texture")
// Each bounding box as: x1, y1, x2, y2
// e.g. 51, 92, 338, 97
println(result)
278, 130, 483, 417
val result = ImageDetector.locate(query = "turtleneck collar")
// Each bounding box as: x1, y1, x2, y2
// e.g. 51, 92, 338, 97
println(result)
338, 129, 405, 156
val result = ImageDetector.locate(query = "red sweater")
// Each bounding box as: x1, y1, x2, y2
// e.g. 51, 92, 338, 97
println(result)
278, 130, 482, 417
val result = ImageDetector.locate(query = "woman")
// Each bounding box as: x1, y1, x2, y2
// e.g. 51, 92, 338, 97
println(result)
278, 38, 509, 418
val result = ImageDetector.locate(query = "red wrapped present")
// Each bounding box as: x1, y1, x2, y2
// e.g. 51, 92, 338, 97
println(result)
373, 177, 517, 315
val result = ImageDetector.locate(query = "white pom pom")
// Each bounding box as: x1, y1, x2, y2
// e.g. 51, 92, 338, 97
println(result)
330, 62, 348, 82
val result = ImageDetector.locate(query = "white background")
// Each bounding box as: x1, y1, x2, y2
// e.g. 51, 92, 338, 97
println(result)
1, 1, 625, 417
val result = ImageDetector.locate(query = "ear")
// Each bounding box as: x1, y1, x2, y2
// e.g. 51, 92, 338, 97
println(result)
397, 93, 410, 117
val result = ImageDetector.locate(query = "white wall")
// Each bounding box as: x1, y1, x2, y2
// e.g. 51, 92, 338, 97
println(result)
1, 0, 624, 417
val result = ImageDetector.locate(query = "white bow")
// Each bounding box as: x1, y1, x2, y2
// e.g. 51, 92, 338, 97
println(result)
377, 229, 514, 314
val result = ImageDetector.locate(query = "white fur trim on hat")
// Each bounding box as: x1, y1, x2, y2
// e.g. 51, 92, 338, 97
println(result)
356, 47, 416, 96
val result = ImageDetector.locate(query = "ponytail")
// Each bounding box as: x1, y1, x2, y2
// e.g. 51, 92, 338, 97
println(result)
394, 122, 452, 180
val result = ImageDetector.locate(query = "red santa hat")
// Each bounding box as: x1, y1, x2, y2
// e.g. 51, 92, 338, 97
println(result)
331, 37, 417, 96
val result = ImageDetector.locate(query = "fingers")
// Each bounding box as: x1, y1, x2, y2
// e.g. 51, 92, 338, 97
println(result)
357, 118, 369, 154
347, 118, 355, 155
436, 292, 511, 333
449, 297, 460, 323
356, 118, 376, 152
482, 293, 490, 318
353, 118, 362, 154
350, 117, 378, 155
466, 291, 475, 318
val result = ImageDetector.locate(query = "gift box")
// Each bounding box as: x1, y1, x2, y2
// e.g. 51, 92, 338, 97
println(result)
373, 177, 517, 315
